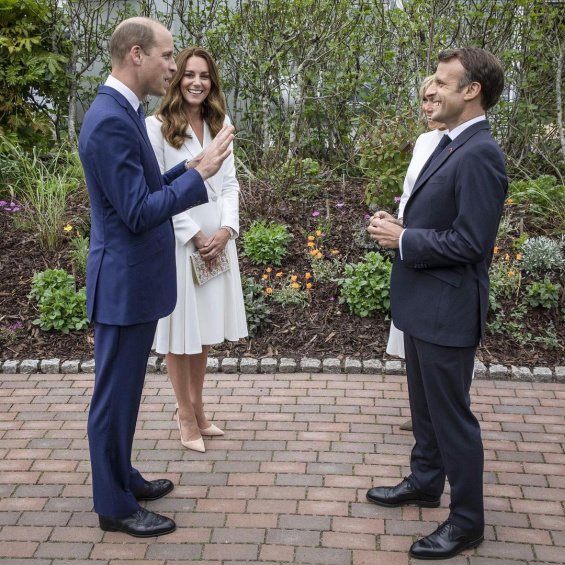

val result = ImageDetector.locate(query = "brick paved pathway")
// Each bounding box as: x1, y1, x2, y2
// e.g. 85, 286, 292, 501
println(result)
0, 371, 563, 564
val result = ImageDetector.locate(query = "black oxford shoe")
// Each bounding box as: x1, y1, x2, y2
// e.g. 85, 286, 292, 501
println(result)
366, 477, 440, 508
135, 479, 174, 501
99, 508, 176, 537
409, 519, 484, 560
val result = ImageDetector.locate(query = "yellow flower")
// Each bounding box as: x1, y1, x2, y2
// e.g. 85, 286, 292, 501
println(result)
265, 287, 273, 294
307, 235, 315, 241
315, 230, 322, 236
290, 275, 298, 282
305, 272, 312, 280
506, 197, 514, 204
291, 282, 300, 289
63, 224, 73, 232
493, 246, 500, 255
261, 274, 268, 280
507, 270, 515, 277
266, 267, 272, 273
306, 282, 313, 289
515, 253, 522, 261
307, 241, 315, 248
276, 271, 283, 278
330, 249, 339, 256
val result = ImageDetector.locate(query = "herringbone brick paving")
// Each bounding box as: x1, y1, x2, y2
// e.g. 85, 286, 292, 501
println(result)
0, 370, 563, 564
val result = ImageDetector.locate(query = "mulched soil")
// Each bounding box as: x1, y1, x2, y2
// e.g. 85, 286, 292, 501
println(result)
1, 179, 563, 367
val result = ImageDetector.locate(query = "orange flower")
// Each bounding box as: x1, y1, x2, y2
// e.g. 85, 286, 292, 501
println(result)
330, 249, 339, 256
266, 267, 272, 273
276, 271, 283, 278
261, 274, 268, 280
315, 250, 323, 259
506, 197, 513, 204
305, 272, 312, 279
306, 282, 313, 289
265, 287, 273, 294
507, 270, 514, 277
504, 253, 510, 261
291, 282, 300, 289
315, 229, 322, 236
307, 235, 315, 241
309, 249, 318, 256
290, 275, 298, 282
307, 241, 315, 248
515, 253, 522, 261
493, 246, 500, 255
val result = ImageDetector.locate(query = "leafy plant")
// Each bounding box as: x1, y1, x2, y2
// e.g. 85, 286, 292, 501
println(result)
338, 251, 391, 317
29, 269, 88, 333
309, 256, 343, 283
242, 220, 293, 266
272, 284, 310, 308
488, 261, 520, 310
241, 276, 271, 337
520, 236, 564, 274
524, 280, 561, 309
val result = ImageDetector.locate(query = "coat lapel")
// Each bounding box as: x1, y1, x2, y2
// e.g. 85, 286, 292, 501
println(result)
183, 123, 219, 196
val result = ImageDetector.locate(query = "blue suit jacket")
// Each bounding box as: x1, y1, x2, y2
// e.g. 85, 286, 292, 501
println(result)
391, 121, 507, 347
78, 86, 208, 325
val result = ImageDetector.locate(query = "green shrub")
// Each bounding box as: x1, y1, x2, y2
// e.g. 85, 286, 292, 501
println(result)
488, 261, 520, 311
508, 175, 565, 236
338, 251, 391, 317
309, 256, 343, 283
69, 234, 89, 278
272, 285, 310, 308
241, 276, 271, 337
29, 269, 88, 333
524, 280, 561, 309
242, 220, 293, 266
520, 236, 564, 274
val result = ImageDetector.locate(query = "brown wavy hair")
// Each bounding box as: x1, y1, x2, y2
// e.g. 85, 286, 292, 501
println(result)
155, 46, 226, 149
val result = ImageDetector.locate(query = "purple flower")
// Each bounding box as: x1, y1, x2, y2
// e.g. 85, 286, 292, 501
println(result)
311, 210, 320, 217
329, 296, 335, 302
335, 201, 345, 208
9, 206, 20, 212
0, 200, 7, 207
364, 213, 370, 220
9, 321, 23, 331
394, 196, 401, 204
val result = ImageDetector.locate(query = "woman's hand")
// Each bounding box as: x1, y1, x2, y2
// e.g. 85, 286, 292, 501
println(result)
198, 228, 230, 262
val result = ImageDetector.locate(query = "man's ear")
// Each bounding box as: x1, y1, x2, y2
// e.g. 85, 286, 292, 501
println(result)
463, 81, 481, 102
130, 45, 143, 66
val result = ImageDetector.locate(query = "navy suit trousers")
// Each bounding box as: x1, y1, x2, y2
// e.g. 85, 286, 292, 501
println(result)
88, 320, 158, 517
404, 333, 484, 531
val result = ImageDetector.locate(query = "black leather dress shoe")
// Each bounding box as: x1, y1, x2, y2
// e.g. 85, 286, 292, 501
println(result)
366, 477, 440, 508
409, 519, 484, 560
135, 479, 174, 501
99, 508, 176, 537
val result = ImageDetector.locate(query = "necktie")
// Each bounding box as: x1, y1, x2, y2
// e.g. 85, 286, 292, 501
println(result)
418, 134, 451, 178
137, 104, 147, 131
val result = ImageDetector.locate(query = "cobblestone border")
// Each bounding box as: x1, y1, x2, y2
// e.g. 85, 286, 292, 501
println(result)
1, 357, 563, 382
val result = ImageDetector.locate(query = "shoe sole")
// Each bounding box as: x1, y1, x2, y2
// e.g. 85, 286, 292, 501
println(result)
136, 482, 174, 501
100, 523, 177, 538
409, 535, 484, 560
366, 493, 440, 508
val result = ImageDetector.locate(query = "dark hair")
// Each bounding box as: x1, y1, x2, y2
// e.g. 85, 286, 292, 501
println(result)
438, 48, 504, 111
156, 46, 226, 149
110, 18, 156, 63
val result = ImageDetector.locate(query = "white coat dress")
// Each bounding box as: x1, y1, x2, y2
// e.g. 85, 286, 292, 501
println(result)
386, 128, 445, 358
146, 115, 248, 354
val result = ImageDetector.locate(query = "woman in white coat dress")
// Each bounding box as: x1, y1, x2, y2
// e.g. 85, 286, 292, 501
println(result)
383, 75, 447, 430
147, 47, 247, 452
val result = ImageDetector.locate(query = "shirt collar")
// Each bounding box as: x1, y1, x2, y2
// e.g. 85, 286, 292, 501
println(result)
448, 115, 486, 140
105, 75, 142, 112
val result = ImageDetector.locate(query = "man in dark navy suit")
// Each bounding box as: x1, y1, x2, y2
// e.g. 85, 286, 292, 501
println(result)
79, 17, 234, 537
367, 48, 507, 560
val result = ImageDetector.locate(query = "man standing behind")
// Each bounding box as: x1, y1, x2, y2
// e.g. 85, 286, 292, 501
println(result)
367, 48, 507, 560
79, 17, 234, 537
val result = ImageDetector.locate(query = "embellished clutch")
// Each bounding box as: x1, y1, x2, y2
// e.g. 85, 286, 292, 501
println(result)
190, 249, 230, 285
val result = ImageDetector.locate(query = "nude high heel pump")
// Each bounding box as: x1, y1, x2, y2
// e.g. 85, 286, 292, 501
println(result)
199, 424, 224, 437
175, 408, 205, 452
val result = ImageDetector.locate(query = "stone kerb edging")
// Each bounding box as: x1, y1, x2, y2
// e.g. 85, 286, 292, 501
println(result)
1, 357, 564, 382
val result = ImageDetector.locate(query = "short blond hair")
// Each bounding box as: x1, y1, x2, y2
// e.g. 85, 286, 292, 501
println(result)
419, 75, 435, 100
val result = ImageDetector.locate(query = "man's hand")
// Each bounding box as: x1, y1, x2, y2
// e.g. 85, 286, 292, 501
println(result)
367, 210, 403, 249
189, 124, 235, 180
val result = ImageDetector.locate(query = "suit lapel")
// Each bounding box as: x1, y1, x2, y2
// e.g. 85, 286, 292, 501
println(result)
409, 121, 491, 202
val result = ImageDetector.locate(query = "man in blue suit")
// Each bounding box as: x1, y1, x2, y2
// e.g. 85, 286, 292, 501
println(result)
78, 17, 234, 537
367, 48, 507, 560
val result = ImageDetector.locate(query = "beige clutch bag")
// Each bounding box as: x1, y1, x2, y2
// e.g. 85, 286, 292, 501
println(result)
190, 249, 230, 285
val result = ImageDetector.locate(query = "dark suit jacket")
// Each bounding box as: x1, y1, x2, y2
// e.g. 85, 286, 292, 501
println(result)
78, 85, 208, 325
391, 120, 507, 347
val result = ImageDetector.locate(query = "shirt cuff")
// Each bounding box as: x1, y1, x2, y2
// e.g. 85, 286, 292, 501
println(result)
398, 229, 406, 260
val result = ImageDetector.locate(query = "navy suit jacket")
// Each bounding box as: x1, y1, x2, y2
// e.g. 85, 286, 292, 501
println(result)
78, 86, 208, 325
391, 120, 507, 347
